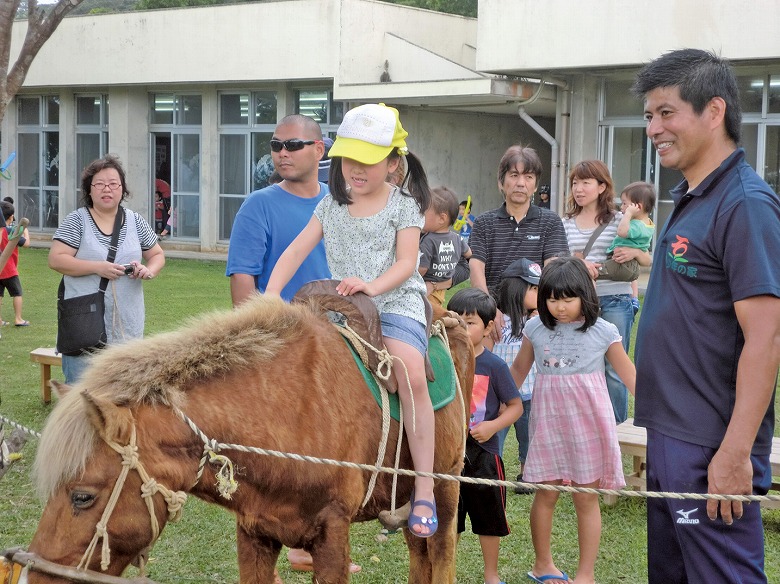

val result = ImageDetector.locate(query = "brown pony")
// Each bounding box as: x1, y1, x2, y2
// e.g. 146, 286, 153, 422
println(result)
24, 295, 473, 584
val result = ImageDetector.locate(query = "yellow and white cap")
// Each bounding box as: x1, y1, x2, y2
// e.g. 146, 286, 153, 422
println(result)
328, 103, 408, 165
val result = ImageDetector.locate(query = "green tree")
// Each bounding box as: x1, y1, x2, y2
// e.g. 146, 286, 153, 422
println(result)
381, 0, 477, 17
0, 0, 86, 125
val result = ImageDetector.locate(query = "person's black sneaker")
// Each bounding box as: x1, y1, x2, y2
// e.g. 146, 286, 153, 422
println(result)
513, 473, 534, 495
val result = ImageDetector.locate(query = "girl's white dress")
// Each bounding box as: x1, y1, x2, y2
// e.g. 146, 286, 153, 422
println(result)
523, 316, 626, 489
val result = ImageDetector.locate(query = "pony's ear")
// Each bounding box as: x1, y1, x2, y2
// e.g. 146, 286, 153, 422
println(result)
50, 379, 71, 398
82, 393, 134, 445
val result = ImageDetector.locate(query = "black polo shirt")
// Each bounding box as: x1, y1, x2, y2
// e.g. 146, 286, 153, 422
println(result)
469, 203, 569, 292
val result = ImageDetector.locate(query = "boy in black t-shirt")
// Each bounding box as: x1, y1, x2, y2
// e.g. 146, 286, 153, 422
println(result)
448, 288, 523, 584
419, 186, 471, 305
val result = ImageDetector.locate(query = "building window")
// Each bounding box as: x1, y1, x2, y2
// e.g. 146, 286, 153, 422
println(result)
295, 89, 343, 135
738, 75, 764, 114
217, 91, 278, 241
768, 75, 780, 114
602, 79, 643, 118
765, 125, 780, 194
16, 95, 59, 230
75, 95, 109, 195
150, 94, 202, 240
600, 71, 780, 239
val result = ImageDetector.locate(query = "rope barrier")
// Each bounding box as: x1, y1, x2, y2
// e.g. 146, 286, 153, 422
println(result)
3, 549, 158, 584
3, 411, 780, 506
0, 415, 41, 439
169, 435, 780, 505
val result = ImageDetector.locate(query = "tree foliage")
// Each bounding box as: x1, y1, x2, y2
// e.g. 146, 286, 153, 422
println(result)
380, 0, 476, 17
0, 0, 85, 124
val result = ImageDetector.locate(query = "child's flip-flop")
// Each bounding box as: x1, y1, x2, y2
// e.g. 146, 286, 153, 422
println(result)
527, 571, 569, 583
408, 489, 438, 538
14, 321, 30, 327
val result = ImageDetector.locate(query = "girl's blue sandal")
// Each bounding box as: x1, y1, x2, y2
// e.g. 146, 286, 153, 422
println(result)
408, 490, 438, 538
527, 571, 569, 583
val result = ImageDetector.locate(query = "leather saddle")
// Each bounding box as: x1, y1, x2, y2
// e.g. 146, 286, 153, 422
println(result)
293, 280, 435, 395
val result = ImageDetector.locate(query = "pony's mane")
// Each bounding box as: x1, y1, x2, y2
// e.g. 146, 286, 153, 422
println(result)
34, 295, 314, 500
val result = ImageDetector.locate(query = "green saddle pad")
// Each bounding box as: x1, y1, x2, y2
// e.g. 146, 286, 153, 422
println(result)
343, 332, 457, 422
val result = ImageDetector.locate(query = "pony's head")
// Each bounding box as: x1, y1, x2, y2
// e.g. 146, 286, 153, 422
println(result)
26, 387, 166, 582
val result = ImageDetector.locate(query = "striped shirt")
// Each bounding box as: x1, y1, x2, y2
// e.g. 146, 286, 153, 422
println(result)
562, 214, 632, 296
469, 203, 569, 292
54, 207, 159, 251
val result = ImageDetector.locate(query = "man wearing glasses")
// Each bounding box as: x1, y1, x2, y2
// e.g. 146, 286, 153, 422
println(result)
227, 114, 331, 304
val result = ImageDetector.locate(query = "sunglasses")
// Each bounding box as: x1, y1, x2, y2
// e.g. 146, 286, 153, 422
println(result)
269, 139, 317, 153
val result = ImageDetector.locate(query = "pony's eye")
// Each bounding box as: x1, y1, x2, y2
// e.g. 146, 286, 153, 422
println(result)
71, 491, 96, 509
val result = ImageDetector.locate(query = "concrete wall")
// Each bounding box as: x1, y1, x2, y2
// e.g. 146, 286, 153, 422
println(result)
16, 1, 340, 87
337, 0, 477, 85
567, 75, 601, 169
14, 0, 476, 89
477, 0, 780, 73
400, 107, 555, 215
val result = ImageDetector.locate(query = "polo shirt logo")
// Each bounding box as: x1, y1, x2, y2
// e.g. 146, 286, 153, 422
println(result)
526, 235, 540, 240
665, 234, 698, 278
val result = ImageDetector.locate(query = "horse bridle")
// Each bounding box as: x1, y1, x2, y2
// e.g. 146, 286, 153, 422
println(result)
77, 424, 187, 574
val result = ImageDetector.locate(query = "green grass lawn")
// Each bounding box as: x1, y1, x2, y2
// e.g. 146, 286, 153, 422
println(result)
0, 249, 778, 583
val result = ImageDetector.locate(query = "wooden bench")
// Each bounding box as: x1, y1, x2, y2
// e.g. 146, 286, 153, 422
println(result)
29, 347, 62, 404
606, 418, 780, 509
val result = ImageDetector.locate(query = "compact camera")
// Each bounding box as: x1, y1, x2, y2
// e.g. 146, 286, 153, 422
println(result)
122, 264, 135, 275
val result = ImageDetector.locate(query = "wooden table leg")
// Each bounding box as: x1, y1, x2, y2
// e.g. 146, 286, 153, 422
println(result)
40, 364, 51, 404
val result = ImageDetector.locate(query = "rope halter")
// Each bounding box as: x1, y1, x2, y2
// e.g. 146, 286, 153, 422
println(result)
78, 424, 188, 573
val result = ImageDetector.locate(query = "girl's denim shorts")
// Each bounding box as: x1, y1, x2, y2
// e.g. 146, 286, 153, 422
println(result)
380, 312, 428, 357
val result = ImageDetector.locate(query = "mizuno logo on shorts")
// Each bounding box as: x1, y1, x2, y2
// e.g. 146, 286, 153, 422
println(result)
676, 508, 700, 524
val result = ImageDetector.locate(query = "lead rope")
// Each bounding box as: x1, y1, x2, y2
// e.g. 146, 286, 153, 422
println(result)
339, 321, 417, 435
78, 426, 187, 574
336, 323, 411, 510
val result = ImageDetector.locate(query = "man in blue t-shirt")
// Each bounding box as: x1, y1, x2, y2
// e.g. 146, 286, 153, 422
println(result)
227, 114, 331, 304
633, 49, 780, 584
226, 117, 358, 579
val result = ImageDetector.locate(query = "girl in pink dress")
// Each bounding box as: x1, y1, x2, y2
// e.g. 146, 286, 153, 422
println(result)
511, 257, 635, 584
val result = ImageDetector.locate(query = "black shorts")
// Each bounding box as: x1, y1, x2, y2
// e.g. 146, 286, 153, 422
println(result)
457, 435, 510, 537
0, 276, 22, 297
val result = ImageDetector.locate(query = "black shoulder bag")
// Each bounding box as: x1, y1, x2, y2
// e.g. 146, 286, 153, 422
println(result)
56, 207, 124, 356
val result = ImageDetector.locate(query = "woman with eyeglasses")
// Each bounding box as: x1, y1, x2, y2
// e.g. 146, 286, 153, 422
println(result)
49, 154, 165, 384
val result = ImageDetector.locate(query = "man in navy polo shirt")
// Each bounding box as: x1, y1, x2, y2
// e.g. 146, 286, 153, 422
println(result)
469, 145, 568, 297
633, 49, 780, 583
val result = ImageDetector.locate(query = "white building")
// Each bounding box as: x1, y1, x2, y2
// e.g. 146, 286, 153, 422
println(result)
479, 0, 780, 231
4, 0, 779, 251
